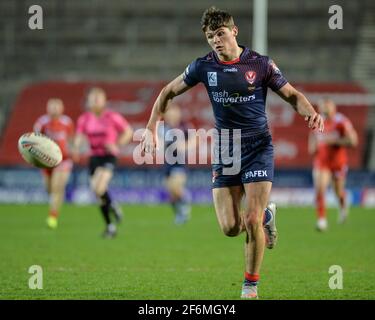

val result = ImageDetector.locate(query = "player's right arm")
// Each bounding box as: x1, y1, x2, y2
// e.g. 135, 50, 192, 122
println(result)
141, 74, 192, 154
33, 116, 46, 134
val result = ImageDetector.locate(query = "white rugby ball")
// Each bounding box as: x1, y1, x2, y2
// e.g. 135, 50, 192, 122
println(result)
18, 132, 62, 168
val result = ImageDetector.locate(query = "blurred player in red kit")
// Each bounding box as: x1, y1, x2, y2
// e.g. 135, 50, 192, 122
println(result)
33, 98, 75, 229
309, 98, 358, 231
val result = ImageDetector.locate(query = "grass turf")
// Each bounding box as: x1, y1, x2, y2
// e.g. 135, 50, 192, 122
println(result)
0, 204, 374, 300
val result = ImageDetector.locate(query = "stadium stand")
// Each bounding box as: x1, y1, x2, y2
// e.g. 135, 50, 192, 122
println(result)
0, 0, 372, 82
1, 0, 374, 164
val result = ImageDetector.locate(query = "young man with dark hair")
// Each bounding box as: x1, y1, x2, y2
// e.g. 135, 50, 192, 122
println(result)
141, 7, 324, 299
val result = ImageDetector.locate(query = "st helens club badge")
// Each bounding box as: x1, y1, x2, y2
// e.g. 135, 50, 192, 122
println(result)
245, 71, 256, 84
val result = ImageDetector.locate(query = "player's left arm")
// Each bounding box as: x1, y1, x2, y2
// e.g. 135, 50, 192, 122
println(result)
105, 126, 133, 155
276, 83, 324, 132
112, 114, 134, 147
117, 125, 134, 146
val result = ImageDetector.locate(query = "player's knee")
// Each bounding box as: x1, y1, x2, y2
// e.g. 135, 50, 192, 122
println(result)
222, 225, 241, 237
51, 182, 65, 193
221, 220, 241, 237
244, 210, 262, 229
316, 191, 324, 200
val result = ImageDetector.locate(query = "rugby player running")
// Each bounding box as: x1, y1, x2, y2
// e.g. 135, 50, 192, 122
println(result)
141, 7, 324, 298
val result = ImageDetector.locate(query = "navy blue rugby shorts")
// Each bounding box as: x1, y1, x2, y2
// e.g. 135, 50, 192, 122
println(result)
211, 131, 274, 188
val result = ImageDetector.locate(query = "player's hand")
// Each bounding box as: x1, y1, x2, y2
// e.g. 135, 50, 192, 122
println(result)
105, 143, 120, 155
141, 128, 156, 155
305, 113, 324, 132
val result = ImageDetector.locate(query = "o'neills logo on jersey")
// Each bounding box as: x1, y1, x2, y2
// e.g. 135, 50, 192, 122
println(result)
223, 67, 238, 73
245, 71, 256, 84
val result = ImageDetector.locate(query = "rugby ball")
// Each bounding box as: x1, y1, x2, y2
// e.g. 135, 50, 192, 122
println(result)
18, 132, 62, 168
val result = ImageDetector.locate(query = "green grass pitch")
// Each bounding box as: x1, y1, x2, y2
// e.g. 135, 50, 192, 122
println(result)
0, 204, 374, 300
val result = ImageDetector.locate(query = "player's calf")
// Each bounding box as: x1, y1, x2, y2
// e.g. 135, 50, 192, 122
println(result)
337, 190, 349, 224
